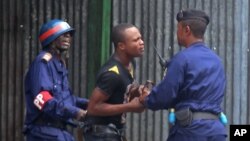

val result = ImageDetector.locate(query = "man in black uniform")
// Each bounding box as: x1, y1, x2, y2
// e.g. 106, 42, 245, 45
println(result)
83, 23, 145, 141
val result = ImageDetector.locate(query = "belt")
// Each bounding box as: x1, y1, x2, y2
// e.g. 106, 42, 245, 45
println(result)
84, 124, 125, 137
192, 112, 218, 120
34, 118, 67, 130
175, 108, 218, 127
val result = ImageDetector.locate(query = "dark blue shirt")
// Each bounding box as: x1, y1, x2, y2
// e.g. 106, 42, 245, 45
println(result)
145, 42, 227, 136
145, 42, 225, 113
24, 50, 88, 125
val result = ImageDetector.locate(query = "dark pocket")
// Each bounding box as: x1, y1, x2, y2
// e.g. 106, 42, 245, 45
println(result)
175, 108, 193, 127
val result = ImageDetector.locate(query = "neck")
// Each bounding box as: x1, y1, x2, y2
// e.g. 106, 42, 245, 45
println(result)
185, 38, 204, 47
48, 46, 68, 66
113, 52, 131, 69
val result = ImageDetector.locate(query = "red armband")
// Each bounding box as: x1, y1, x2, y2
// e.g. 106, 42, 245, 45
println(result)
33, 91, 53, 110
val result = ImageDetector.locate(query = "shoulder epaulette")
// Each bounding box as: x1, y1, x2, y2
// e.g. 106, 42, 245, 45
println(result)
108, 65, 119, 74
42, 53, 52, 62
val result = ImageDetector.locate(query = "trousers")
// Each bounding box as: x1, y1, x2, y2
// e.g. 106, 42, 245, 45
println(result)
25, 125, 74, 141
167, 134, 226, 141
83, 124, 126, 141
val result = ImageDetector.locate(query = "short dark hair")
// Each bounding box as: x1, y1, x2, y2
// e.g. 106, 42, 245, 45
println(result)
111, 23, 136, 48
176, 9, 209, 38
181, 20, 208, 38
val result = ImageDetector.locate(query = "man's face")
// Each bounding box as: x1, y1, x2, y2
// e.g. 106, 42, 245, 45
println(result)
53, 32, 72, 51
121, 27, 144, 58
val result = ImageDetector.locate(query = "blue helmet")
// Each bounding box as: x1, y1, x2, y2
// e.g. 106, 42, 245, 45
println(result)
39, 19, 75, 47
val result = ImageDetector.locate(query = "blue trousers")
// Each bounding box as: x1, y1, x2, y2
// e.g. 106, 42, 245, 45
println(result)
167, 119, 227, 141
25, 125, 74, 141
167, 134, 226, 141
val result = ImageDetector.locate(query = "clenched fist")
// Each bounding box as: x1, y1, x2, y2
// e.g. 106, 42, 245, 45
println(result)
127, 80, 154, 102
76, 109, 87, 121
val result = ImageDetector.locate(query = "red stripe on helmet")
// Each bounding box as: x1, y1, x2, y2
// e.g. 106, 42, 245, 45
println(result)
39, 24, 63, 42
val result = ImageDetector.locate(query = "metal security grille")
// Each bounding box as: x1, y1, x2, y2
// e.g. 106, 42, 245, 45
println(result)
1, 0, 250, 141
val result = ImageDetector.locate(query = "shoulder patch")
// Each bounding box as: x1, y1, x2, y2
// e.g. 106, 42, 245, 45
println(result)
129, 63, 134, 78
42, 53, 52, 62
108, 65, 119, 74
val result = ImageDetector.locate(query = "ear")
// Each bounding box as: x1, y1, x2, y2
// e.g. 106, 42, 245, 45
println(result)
118, 42, 125, 50
185, 25, 190, 33
185, 25, 192, 35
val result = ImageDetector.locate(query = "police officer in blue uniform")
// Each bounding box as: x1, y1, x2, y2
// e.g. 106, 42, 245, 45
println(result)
23, 19, 88, 141
137, 9, 227, 141
83, 23, 145, 141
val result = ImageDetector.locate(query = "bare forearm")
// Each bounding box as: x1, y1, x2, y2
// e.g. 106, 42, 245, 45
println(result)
87, 103, 134, 116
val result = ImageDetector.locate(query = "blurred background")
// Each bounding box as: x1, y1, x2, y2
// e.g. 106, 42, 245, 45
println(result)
1, 0, 249, 141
